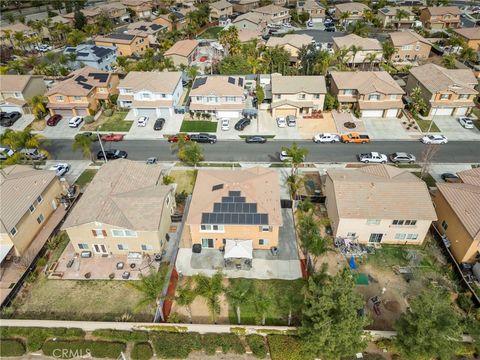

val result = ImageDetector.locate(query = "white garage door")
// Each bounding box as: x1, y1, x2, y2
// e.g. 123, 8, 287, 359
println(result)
362, 110, 384, 117
77, 108, 89, 116
136, 108, 158, 118
456, 107, 468, 116
0, 105, 23, 113
385, 109, 399, 118
217, 110, 240, 118
434, 107, 453, 116
53, 109, 75, 118
157, 108, 170, 118
274, 108, 298, 118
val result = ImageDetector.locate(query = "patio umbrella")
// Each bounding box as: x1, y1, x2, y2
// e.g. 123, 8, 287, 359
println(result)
224, 240, 253, 259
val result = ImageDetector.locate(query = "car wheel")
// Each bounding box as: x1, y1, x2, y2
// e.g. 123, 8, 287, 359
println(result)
394, 161, 399, 164
314, 140, 320, 143
362, 141, 366, 144
331, 140, 336, 144
364, 160, 369, 163
381, 161, 386, 164
409, 161, 414, 164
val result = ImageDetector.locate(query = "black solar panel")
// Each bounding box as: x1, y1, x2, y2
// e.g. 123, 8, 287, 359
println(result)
137, 25, 147, 31
81, 83, 93, 89
89, 73, 109, 82
151, 24, 162, 30
192, 77, 207, 89
92, 46, 113, 58
227, 77, 235, 84
238, 78, 243, 87
212, 183, 224, 191
76, 75, 87, 82
229, 191, 240, 196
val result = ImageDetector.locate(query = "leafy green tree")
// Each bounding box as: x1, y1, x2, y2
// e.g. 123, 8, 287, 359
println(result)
324, 93, 339, 111
193, 271, 224, 323
297, 213, 327, 265
178, 141, 204, 166
348, 45, 363, 68
126, 266, 168, 310
73, 10, 86, 30
72, 133, 93, 161
394, 9, 409, 28
95, 11, 114, 35
299, 11, 310, 24
410, 86, 427, 116
0, 128, 48, 157
173, 279, 197, 323
255, 85, 265, 104
225, 279, 254, 324
282, 142, 308, 176
394, 287, 463, 360
218, 55, 252, 75
218, 26, 241, 56
349, 21, 368, 37
260, 46, 291, 75
286, 174, 302, 200
27, 95, 48, 120
338, 11, 351, 29
66, 29, 86, 46
442, 53, 456, 69
459, 46, 476, 63
382, 40, 396, 64
251, 285, 274, 326
300, 269, 369, 359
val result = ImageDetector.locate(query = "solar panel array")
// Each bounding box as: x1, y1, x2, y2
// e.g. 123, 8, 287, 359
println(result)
192, 77, 207, 89
201, 190, 268, 225
227, 77, 235, 84
89, 73, 109, 83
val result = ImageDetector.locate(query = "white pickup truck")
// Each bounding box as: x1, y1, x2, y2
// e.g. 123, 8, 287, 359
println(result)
358, 152, 388, 164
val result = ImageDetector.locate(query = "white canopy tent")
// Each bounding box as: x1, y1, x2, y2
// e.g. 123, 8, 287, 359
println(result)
224, 240, 253, 259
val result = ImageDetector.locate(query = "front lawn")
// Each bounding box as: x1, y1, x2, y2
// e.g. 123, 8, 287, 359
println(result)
170, 170, 197, 194
75, 169, 97, 188
82, 111, 132, 132
180, 120, 218, 132
199, 26, 223, 39
414, 118, 440, 132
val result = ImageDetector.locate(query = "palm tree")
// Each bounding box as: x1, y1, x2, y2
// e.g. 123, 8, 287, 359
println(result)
66, 29, 85, 46
27, 95, 47, 120
365, 52, 379, 70
382, 40, 396, 65
349, 21, 368, 37
13, 31, 25, 52
442, 54, 456, 69
6, 60, 26, 74
193, 271, 224, 323
0, 128, 49, 164
72, 134, 94, 161
339, 11, 351, 29
173, 279, 197, 323
127, 266, 168, 311
282, 142, 308, 176
363, 9, 375, 23
459, 46, 476, 63
251, 287, 273, 326
348, 45, 363, 68
2, 29, 14, 48
286, 174, 302, 200
225, 279, 254, 325
179, 141, 204, 166
394, 9, 409, 29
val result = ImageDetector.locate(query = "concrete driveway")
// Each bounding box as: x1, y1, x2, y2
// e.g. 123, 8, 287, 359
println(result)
363, 118, 418, 140
0, 114, 34, 134
126, 112, 183, 139
433, 116, 480, 141
216, 117, 260, 139
40, 117, 82, 139
257, 111, 302, 140
43, 160, 91, 183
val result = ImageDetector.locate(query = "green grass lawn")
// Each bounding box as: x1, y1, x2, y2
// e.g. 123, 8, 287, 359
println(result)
199, 26, 223, 39
170, 170, 197, 194
97, 111, 132, 132
227, 279, 305, 326
180, 120, 218, 132
415, 118, 441, 132
413, 171, 437, 188
75, 169, 97, 188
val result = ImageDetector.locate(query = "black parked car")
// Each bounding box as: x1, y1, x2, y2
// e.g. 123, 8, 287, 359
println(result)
235, 118, 251, 131
245, 136, 266, 144
189, 133, 217, 144
0, 111, 21, 126
153, 118, 165, 131
97, 149, 128, 160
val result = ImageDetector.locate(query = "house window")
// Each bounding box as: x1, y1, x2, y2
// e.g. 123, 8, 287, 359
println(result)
392, 220, 404, 225
440, 94, 450, 100
141, 244, 154, 251
56, 96, 64, 101
390, 94, 397, 100
14, 92, 22, 98
226, 96, 236, 102
36, 214, 44, 224
207, 96, 217, 103
10, 227, 17, 237
142, 93, 151, 99
404, 220, 417, 226
347, 232, 356, 237
166, 196, 170, 206
78, 243, 89, 249
275, 94, 281, 99
297, 94, 306, 100
313, 94, 320, 99
73, 96, 81, 101
29, 204, 36, 213
117, 244, 129, 250
415, 44, 421, 51
260, 225, 270, 232
161, 93, 166, 98
459, 94, 469, 100
196, 96, 203, 101
368, 94, 380, 101
406, 234, 418, 240
344, 89, 353, 95
366, 219, 381, 225
442, 220, 448, 230
259, 239, 268, 246
111, 229, 137, 237
401, 45, 413, 51
369, 233, 383, 243
37, 195, 43, 203
394, 233, 407, 240
201, 238, 214, 248
200, 225, 224, 232
93, 229, 106, 238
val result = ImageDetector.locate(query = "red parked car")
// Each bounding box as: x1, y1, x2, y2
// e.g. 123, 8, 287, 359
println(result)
46, 114, 62, 126
100, 133, 124, 142
167, 134, 190, 143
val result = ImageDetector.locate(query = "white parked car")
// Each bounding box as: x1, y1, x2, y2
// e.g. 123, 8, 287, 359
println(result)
458, 116, 474, 129
420, 134, 448, 144
276, 117, 287, 128
279, 150, 305, 162
357, 152, 388, 164
49, 163, 71, 176
313, 133, 340, 143
35, 44, 52, 52
221, 118, 230, 131
137, 116, 149, 127
69, 116, 83, 128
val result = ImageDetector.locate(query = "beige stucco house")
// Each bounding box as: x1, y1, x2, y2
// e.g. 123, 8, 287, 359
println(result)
210, 0, 233, 20
377, 7, 415, 28
432, 168, 480, 264
453, 28, 480, 51
390, 31, 432, 62
232, 0, 259, 14
330, 71, 405, 118
334, 2, 370, 24
0, 75, 46, 114
185, 167, 282, 251
164, 39, 199, 67
251, 5, 291, 25
406, 63, 478, 117
266, 34, 313, 64
271, 74, 326, 118
324, 165, 437, 245
297, 0, 325, 23
62, 160, 176, 256
420, 6, 461, 29
332, 34, 383, 65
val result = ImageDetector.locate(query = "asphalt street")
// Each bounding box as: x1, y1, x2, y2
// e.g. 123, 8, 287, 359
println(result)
44, 139, 480, 164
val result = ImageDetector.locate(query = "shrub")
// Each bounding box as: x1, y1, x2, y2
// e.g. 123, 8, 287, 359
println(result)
104, 109, 113, 117
150, 332, 202, 358
267, 335, 308, 360
162, 175, 174, 185
246, 335, 267, 358
91, 329, 148, 342
0, 339, 26, 356
84, 116, 94, 124
131, 342, 153, 360
37, 256, 48, 267
42, 340, 125, 359
202, 333, 245, 356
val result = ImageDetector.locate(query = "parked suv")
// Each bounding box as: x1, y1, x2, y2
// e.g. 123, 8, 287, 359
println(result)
153, 118, 165, 131
0, 111, 21, 126
189, 133, 217, 144
96, 149, 128, 160
287, 115, 296, 127
47, 114, 62, 126
69, 116, 83, 128
234, 118, 251, 131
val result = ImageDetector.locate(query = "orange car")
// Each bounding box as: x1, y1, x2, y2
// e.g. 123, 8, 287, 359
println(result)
101, 133, 124, 142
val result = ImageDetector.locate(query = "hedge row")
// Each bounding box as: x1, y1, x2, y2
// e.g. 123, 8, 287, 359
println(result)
267, 335, 308, 360
202, 333, 245, 356
150, 332, 202, 359
42, 340, 126, 359
91, 329, 148, 342
131, 342, 153, 360
0, 339, 26, 357
0, 327, 85, 352
246, 334, 268, 359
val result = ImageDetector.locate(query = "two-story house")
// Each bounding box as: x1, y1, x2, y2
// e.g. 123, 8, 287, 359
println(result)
332, 34, 383, 65
164, 40, 199, 67
377, 7, 415, 29
153, 11, 188, 31
251, 5, 291, 25
0, 75, 46, 114
122, 0, 153, 19
330, 71, 405, 118
406, 63, 478, 117
95, 32, 148, 56
390, 31, 432, 62
266, 34, 314, 64
334, 2, 370, 24
63, 44, 117, 71
420, 6, 461, 29
230, 0, 260, 14
62, 159, 176, 257
185, 167, 282, 253
210, 0, 233, 21
232, 12, 267, 31
46, 67, 119, 118
453, 28, 480, 51
297, 0, 325, 24
117, 71, 183, 118
324, 165, 437, 245
271, 74, 326, 118
189, 75, 246, 119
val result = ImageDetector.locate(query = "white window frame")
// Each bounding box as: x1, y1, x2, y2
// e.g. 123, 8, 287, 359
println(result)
10, 227, 17, 237
111, 229, 138, 237
344, 89, 354, 95
406, 234, 418, 240
29, 204, 36, 213
200, 224, 224, 232
459, 94, 469, 100
390, 94, 397, 100
297, 93, 306, 100
366, 219, 381, 225
141, 244, 154, 251
117, 244, 129, 250
93, 229, 105, 238
347, 232, 356, 237
37, 195, 43, 204
260, 225, 270, 232
56, 95, 64, 101
78, 243, 89, 249
368, 94, 380, 101
394, 233, 406, 240
440, 94, 450, 100
73, 96, 81, 101
259, 239, 268, 246
201, 238, 214, 248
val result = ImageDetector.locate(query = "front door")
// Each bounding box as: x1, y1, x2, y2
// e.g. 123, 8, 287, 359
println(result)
369, 233, 383, 243
93, 244, 108, 254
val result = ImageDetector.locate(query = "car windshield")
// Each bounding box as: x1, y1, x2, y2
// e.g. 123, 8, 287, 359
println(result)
114, 150, 120, 155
